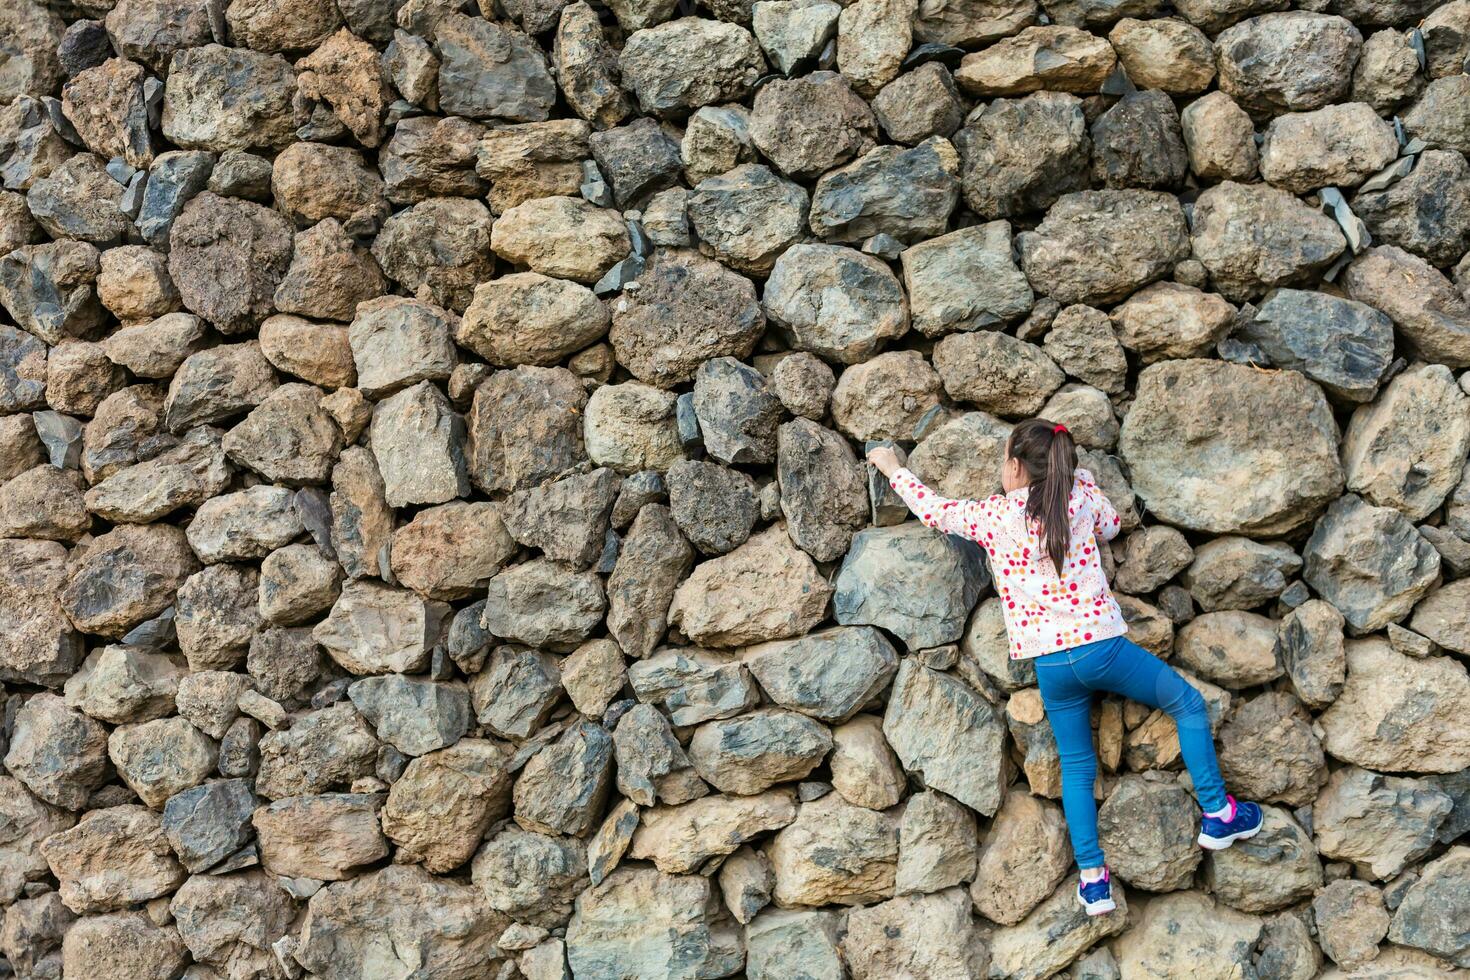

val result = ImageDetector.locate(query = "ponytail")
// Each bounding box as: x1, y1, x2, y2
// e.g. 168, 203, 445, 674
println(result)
1009, 418, 1078, 576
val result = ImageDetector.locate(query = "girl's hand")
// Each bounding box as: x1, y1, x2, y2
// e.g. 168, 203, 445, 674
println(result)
866, 446, 902, 477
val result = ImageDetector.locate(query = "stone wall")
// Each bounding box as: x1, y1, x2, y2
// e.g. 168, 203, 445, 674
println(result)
1, 0, 1469, 974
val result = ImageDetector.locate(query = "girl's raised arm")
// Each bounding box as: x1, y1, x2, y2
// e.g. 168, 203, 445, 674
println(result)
1076, 468, 1122, 542
886, 467, 1003, 542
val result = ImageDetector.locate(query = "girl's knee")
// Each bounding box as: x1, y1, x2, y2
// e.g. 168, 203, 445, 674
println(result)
1168, 684, 1208, 721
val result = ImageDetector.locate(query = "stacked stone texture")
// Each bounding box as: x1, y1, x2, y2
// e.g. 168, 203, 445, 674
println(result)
2, 0, 1470, 973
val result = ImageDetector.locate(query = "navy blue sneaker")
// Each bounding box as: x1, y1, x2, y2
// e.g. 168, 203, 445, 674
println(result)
1076, 868, 1116, 916
1198, 795, 1263, 850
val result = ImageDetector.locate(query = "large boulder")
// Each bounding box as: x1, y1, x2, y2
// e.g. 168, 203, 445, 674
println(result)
565, 867, 742, 978
1303, 496, 1441, 633
1215, 12, 1363, 116
1237, 289, 1394, 403
1118, 359, 1344, 536
1189, 181, 1346, 301
834, 522, 988, 650
1017, 190, 1190, 305
882, 660, 1007, 816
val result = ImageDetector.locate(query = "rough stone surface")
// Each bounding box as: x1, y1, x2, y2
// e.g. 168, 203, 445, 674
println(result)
5, 0, 1469, 968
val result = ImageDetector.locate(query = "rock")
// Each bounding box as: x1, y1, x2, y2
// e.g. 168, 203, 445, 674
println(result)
0, 890, 74, 977
1315, 879, 1391, 968
255, 793, 389, 880
1182, 537, 1301, 611
1354, 150, 1470, 269
609, 250, 764, 388
1110, 281, 1235, 365
1089, 89, 1188, 190
1174, 611, 1281, 688
561, 640, 625, 720
894, 789, 976, 894
843, 888, 983, 979
1207, 805, 1323, 912
971, 790, 1070, 925
314, 579, 449, 675
0, 775, 73, 904
835, 522, 987, 650
1114, 891, 1262, 979
1179, 91, 1259, 183
764, 243, 908, 364
1277, 599, 1346, 709
767, 791, 898, 905
834, 0, 913, 95
565, 867, 741, 979
370, 381, 469, 507
630, 790, 796, 874
469, 646, 560, 740
391, 500, 518, 599
555, 2, 631, 130
1387, 846, 1470, 968
372, 197, 494, 311
483, 559, 605, 651
1216, 13, 1363, 116
1319, 638, 1470, 773
747, 73, 875, 181
1342, 246, 1470, 368
619, 18, 765, 116
41, 803, 185, 913
382, 739, 513, 873
61, 910, 188, 980
255, 702, 378, 800
873, 63, 964, 146
901, 222, 1033, 338
60, 523, 198, 637
1314, 766, 1452, 880
63, 645, 181, 725
513, 721, 614, 837
1119, 359, 1344, 536
258, 544, 341, 626
1239, 289, 1394, 403
613, 703, 705, 806
26, 153, 133, 247
988, 877, 1129, 980
955, 25, 1116, 97
222, 382, 342, 486
296, 866, 511, 980
1113, 526, 1192, 595
0, 464, 85, 540
770, 352, 836, 421
474, 119, 588, 215
743, 626, 897, 725
668, 524, 831, 647
1260, 102, 1398, 194
933, 330, 1063, 417
108, 716, 217, 808
681, 104, 755, 188
96, 245, 179, 322
1342, 364, 1470, 520
1018, 189, 1189, 306
1401, 75, 1470, 155
1217, 691, 1327, 806
956, 92, 1090, 221
1352, 27, 1423, 111
688, 164, 807, 275
432, 14, 554, 123
173, 562, 260, 671
808, 138, 960, 244
607, 504, 694, 659
160, 778, 257, 873
665, 459, 758, 555
1190, 181, 1346, 302
168, 191, 293, 335
491, 195, 627, 287
830, 713, 906, 809
459, 273, 606, 370
752, 0, 840, 73
0, 242, 105, 346
349, 674, 471, 756
692, 357, 781, 466
468, 366, 588, 494
687, 709, 831, 794
1096, 774, 1202, 891
471, 826, 587, 926
1303, 496, 1441, 633
958, 598, 1036, 692
169, 869, 295, 974
274, 223, 385, 324
882, 659, 1006, 815
745, 908, 844, 980
379, 115, 483, 202
1108, 18, 1214, 93
589, 117, 681, 210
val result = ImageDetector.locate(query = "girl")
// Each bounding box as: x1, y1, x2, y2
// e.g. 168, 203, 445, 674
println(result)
867, 418, 1262, 916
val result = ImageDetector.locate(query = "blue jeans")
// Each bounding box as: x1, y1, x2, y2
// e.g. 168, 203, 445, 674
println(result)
1034, 635, 1228, 870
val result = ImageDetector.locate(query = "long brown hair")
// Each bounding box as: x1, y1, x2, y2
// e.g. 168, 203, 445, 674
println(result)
1008, 418, 1078, 576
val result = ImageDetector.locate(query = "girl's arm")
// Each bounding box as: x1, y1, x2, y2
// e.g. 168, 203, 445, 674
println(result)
1076, 468, 1122, 542
887, 467, 1002, 541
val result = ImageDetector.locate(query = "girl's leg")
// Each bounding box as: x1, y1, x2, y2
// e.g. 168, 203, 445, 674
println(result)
1035, 656, 1107, 871
1075, 637, 1229, 813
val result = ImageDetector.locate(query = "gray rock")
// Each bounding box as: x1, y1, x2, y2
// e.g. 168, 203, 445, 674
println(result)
628, 646, 760, 726
883, 660, 1006, 815
566, 867, 743, 979
687, 164, 808, 276
483, 559, 605, 652
619, 18, 765, 117
435, 15, 555, 122
1215, 12, 1363, 116
5, 693, 110, 809
607, 504, 694, 660
349, 674, 472, 757
514, 720, 614, 837
900, 221, 1033, 338
776, 419, 869, 562
613, 703, 706, 807
1239, 289, 1394, 403
692, 357, 781, 466
809, 138, 960, 244
1304, 495, 1441, 633
374, 197, 495, 312
1354, 150, 1470, 268
1090, 90, 1188, 190
764, 243, 909, 364
160, 778, 257, 873
1314, 766, 1452, 880
835, 522, 988, 650
666, 459, 759, 556
471, 826, 588, 926
313, 579, 448, 675
748, 73, 877, 181
0, 241, 105, 346
1097, 774, 1202, 891
1018, 189, 1190, 305
1189, 181, 1346, 302
1341, 245, 1470, 368
469, 646, 561, 740
1119, 359, 1344, 536
370, 381, 469, 508
932, 331, 1064, 417
590, 117, 682, 209
1388, 846, 1470, 968
687, 709, 832, 795
468, 366, 588, 494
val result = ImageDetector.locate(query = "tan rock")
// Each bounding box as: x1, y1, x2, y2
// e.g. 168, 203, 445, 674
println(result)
255, 793, 389, 880
955, 26, 1116, 97
491, 196, 629, 284
629, 789, 797, 873
41, 805, 185, 913
767, 792, 898, 906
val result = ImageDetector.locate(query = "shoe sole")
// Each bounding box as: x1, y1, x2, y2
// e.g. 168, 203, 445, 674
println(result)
1197, 821, 1263, 851
1076, 892, 1116, 916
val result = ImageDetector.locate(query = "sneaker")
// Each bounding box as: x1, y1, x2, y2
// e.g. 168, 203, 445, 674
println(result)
1076, 868, 1116, 916
1198, 795, 1263, 850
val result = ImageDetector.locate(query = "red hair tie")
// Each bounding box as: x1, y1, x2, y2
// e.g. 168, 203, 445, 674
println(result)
1053, 423, 1068, 435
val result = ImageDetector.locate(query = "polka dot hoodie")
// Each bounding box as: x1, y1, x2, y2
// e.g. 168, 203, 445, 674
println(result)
889, 466, 1127, 660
